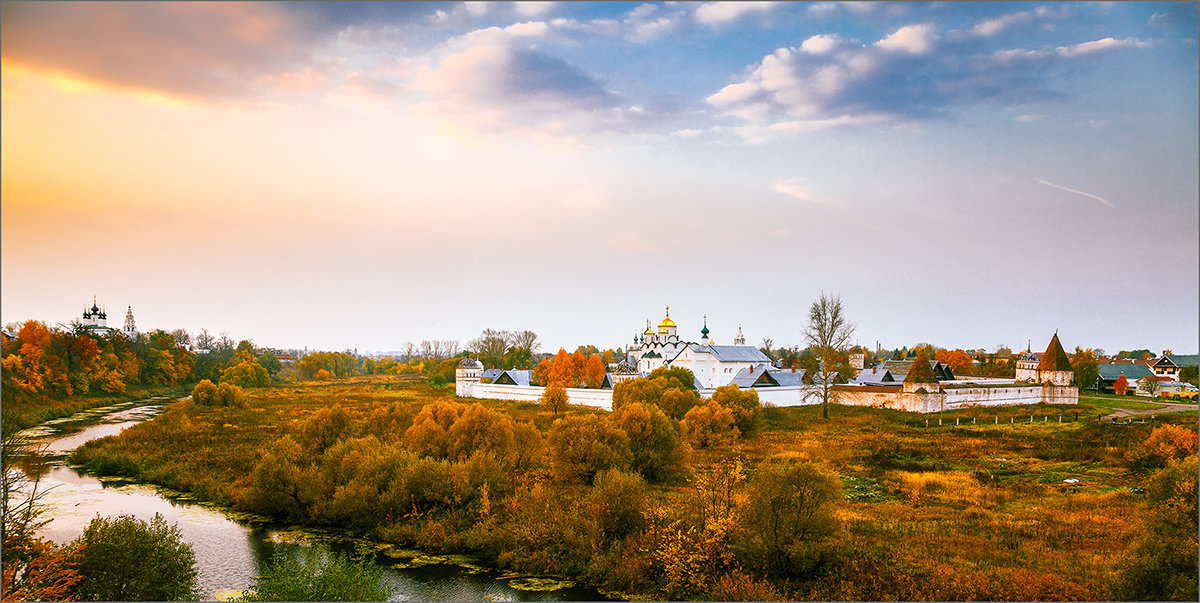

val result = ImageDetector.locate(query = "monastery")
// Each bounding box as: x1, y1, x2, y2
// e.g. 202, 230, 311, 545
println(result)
78, 298, 138, 338
455, 309, 1078, 413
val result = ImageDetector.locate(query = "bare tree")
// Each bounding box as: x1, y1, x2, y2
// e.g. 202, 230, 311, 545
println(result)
469, 329, 510, 367
402, 341, 416, 360
507, 330, 541, 355
195, 329, 215, 350
419, 340, 434, 357
803, 292, 855, 419
760, 337, 776, 360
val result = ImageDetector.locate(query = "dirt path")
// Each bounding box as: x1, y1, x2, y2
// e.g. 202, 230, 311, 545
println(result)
1103, 401, 1197, 420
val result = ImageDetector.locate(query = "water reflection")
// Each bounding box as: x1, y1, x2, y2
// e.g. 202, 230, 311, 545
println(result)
17, 399, 612, 602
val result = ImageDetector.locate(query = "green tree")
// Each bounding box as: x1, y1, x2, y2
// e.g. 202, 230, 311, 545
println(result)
258, 350, 283, 377
803, 292, 855, 419
589, 468, 647, 543
647, 366, 698, 392
214, 382, 247, 407
69, 513, 198, 601
735, 457, 841, 579
240, 544, 390, 601
1071, 347, 1100, 390
1179, 365, 1198, 387
221, 359, 270, 388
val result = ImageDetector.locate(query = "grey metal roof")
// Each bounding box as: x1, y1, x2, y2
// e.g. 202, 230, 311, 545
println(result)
853, 368, 894, 384
493, 369, 532, 386
730, 365, 806, 388
481, 368, 502, 380
705, 345, 771, 363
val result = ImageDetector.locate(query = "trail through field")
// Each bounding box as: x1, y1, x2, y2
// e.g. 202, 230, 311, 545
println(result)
1102, 401, 1197, 420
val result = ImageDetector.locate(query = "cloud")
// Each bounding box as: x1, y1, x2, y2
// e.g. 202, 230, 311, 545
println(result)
513, 2, 556, 17
772, 179, 840, 205
694, 2, 777, 27
875, 24, 937, 54
707, 24, 1150, 136
1034, 179, 1115, 208
623, 3, 682, 42
0, 2, 327, 100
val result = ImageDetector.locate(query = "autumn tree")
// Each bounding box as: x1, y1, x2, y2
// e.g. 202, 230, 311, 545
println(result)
1179, 365, 1197, 386
221, 359, 270, 388
934, 348, 974, 377
541, 384, 569, 415
583, 354, 607, 388
1114, 375, 1130, 396
803, 292, 855, 419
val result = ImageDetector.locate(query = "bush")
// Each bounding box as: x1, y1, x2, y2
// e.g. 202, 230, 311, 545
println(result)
214, 382, 247, 407
680, 401, 739, 449
68, 513, 197, 601
612, 402, 689, 484
590, 468, 647, 542
1126, 424, 1198, 470
735, 456, 840, 579
300, 405, 353, 452
711, 385, 762, 438
221, 359, 270, 388
240, 544, 390, 601
1111, 455, 1198, 601
191, 379, 218, 405
548, 414, 631, 484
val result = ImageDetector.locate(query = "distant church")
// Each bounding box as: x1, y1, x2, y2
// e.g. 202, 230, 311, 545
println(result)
79, 297, 137, 337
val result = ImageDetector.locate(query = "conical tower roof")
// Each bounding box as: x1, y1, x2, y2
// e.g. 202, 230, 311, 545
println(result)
904, 350, 938, 383
1037, 333, 1072, 371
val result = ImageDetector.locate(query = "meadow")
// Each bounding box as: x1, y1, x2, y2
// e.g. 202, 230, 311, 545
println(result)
69, 375, 1197, 600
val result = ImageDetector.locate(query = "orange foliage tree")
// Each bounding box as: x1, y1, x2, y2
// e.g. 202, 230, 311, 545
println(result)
934, 348, 974, 376
1114, 375, 1130, 395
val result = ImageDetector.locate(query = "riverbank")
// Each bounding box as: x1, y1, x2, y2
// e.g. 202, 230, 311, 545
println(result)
2, 384, 191, 432
69, 375, 1197, 600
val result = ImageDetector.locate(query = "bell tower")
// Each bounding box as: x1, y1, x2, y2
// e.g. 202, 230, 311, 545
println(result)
123, 306, 137, 337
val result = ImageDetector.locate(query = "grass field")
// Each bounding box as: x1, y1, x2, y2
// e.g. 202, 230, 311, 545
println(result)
65, 375, 1197, 600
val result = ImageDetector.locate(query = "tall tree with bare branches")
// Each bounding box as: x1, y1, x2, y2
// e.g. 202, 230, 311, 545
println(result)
803, 292, 855, 419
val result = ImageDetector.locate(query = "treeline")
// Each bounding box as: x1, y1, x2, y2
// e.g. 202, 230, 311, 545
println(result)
531, 348, 608, 388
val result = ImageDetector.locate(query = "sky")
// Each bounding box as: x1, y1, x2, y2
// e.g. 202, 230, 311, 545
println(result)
2, 1, 1197, 357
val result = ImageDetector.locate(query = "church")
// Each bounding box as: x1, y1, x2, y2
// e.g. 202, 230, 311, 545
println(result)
79, 298, 137, 338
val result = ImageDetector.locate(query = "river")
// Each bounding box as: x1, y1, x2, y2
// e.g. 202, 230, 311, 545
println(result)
12, 397, 611, 601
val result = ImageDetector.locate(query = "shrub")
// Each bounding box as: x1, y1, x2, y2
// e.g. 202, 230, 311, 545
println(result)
221, 359, 270, 388
315, 368, 332, 380
548, 414, 631, 484
735, 457, 840, 579
1126, 424, 1198, 470
590, 468, 647, 542
240, 544, 390, 601
448, 403, 514, 461
680, 401, 738, 449
214, 382, 246, 407
1111, 455, 1198, 601
191, 379, 218, 405
711, 385, 762, 438
300, 405, 353, 452
68, 513, 198, 601
612, 402, 689, 484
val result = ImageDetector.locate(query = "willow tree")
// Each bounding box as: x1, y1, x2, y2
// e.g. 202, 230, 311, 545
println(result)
803, 292, 855, 419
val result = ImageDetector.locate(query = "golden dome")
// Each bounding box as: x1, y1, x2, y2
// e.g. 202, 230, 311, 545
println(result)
657, 305, 676, 330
